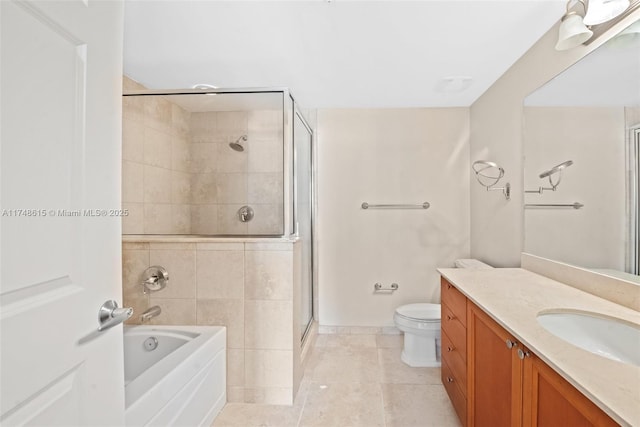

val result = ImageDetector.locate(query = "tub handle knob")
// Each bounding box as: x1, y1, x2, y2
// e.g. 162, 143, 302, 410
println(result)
142, 266, 169, 293
98, 300, 133, 332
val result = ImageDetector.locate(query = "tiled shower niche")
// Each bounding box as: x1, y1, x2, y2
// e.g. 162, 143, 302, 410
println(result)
122, 78, 285, 235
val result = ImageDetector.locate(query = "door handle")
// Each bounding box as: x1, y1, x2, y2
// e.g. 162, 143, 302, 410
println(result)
98, 300, 133, 332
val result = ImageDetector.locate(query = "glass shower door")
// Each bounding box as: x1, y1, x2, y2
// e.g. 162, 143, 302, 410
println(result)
294, 109, 314, 341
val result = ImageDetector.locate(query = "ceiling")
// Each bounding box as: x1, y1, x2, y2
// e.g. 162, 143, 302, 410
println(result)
123, 1, 566, 109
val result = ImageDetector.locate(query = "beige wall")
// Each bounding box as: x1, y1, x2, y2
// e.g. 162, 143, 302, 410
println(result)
523, 107, 626, 270
469, 11, 640, 267
122, 240, 302, 405
316, 108, 470, 327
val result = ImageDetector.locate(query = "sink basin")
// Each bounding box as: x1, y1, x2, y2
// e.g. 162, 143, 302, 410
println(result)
537, 311, 640, 366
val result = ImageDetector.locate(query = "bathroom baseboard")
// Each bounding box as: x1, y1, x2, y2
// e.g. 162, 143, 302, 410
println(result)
318, 325, 401, 335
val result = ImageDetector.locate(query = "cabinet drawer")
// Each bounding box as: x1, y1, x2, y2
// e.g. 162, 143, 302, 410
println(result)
442, 303, 466, 355
441, 330, 467, 394
441, 278, 467, 325
442, 359, 467, 426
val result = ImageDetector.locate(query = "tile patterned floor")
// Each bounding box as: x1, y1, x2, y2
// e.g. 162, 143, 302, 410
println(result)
212, 334, 462, 427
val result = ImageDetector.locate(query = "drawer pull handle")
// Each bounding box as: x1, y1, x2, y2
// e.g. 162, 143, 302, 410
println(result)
506, 339, 518, 349
447, 284, 452, 289
446, 314, 456, 321
447, 346, 454, 352
447, 377, 454, 383
517, 349, 531, 360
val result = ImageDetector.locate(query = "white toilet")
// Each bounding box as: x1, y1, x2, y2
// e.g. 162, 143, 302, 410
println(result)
394, 258, 493, 367
394, 303, 442, 367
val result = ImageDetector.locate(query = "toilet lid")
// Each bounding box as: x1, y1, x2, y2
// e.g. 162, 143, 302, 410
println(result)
395, 303, 441, 321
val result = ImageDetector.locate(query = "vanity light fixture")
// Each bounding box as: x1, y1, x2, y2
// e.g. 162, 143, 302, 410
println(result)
555, 0, 635, 50
556, 0, 593, 50
583, 0, 630, 25
472, 160, 511, 201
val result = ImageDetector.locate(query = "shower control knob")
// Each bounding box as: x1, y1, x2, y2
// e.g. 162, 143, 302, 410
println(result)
238, 205, 254, 222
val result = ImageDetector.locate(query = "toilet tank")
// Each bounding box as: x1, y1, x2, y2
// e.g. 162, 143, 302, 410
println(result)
454, 259, 493, 269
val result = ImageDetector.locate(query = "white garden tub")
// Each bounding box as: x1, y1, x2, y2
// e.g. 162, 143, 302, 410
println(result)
124, 325, 226, 427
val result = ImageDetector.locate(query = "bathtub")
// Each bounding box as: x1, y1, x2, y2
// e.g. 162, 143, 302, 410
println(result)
124, 325, 226, 427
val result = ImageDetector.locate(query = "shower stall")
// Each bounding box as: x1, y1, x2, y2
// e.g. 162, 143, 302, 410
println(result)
122, 86, 315, 341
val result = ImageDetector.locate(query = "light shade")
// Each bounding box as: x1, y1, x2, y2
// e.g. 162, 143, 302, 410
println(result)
556, 13, 594, 50
583, 0, 630, 25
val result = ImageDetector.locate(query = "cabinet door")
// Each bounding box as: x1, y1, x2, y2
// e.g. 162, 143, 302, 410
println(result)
467, 303, 523, 427
522, 352, 618, 427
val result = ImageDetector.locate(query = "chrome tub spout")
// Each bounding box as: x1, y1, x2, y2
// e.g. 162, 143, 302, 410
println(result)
140, 305, 161, 322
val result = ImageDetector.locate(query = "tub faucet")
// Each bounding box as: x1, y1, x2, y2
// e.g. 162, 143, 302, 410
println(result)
140, 305, 161, 323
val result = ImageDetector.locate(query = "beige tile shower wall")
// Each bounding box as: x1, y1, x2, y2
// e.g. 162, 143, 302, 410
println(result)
123, 76, 284, 235
122, 76, 192, 234
189, 110, 284, 235
122, 240, 301, 405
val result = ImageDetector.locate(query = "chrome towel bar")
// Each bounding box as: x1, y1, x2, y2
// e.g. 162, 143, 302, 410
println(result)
361, 202, 430, 210
524, 202, 584, 209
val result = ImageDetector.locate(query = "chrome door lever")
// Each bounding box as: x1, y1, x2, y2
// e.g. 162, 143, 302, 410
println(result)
98, 300, 133, 332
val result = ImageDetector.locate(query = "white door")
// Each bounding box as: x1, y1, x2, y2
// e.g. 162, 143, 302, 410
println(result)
1, 0, 125, 425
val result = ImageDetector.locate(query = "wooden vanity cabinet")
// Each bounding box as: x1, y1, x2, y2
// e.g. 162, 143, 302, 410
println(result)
522, 351, 619, 427
441, 277, 619, 427
441, 277, 468, 425
467, 302, 523, 427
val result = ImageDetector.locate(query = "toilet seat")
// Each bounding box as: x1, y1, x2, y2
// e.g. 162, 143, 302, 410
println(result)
395, 303, 440, 322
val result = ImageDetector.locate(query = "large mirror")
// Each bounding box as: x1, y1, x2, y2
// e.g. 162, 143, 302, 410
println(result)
523, 19, 640, 283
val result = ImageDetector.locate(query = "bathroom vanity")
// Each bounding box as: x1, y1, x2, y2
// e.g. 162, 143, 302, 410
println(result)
437, 269, 639, 427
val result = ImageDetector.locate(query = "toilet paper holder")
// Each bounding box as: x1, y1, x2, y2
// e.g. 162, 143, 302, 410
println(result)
374, 282, 399, 292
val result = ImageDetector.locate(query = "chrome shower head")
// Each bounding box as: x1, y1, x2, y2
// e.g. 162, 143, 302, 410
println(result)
229, 135, 247, 152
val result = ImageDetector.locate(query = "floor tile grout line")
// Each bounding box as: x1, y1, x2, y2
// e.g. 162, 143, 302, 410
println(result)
296, 343, 320, 427
294, 380, 310, 427
377, 340, 388, 427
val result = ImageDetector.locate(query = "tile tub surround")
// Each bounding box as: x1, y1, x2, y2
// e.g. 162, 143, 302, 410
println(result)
212, 333, 461, 427
437, 267, 640, 426
122, 76, 284, 235
122, 239, 304, 405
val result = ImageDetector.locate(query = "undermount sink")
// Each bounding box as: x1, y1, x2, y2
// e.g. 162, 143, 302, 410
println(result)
536, 311, 640, 367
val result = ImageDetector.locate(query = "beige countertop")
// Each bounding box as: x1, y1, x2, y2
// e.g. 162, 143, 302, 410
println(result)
437, 267, 640, 427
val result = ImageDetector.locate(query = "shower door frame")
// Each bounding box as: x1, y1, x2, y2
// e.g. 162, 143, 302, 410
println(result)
290, 97, 316, 343
628, 125, 639, 275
